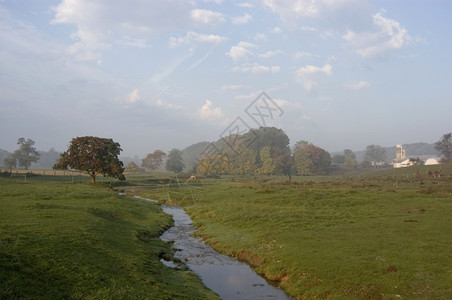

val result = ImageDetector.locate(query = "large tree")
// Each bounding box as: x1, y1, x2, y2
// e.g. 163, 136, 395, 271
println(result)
293, 141, 312, 175
344, 149, 357, 169
239, 127, 291, 175
194, 127, 292, 176
4, 138, 40, 170
293, 141, 331, 175
234, 148, 256, 175
3, 155, 17, 170
54, 136, 125, 183
241, 127, 290, 152
332, 154, 346, 165
271, 146, 293, 175
434, 132, 452, 163
142, 150, 166, 171
364, 144, 386, 164
255, 146, 276, 175
165, 148, 185, 173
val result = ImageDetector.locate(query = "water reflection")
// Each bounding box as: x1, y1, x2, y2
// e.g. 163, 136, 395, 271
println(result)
160, 205, 290, 300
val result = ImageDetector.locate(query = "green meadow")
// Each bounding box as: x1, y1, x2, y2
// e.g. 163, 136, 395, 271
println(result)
139, 165, 452, 299
0, 175, 219, 299
1, 165, 451, 299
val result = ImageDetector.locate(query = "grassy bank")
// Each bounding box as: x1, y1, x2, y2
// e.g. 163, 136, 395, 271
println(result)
140, 166, 452, 299
0, 175, 219, 299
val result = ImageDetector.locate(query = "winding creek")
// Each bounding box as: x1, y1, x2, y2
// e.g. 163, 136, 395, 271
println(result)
159, 205, 291, 300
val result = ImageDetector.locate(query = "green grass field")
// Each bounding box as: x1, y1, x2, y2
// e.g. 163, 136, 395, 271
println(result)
0, 175, 219, 299
1, 165, 451, 299
139, 165, 452, 299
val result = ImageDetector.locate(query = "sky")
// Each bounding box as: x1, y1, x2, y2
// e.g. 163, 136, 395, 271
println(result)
0, 0, 451, 157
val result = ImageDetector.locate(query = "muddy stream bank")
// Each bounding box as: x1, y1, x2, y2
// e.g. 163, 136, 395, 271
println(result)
159, 204, 290, 300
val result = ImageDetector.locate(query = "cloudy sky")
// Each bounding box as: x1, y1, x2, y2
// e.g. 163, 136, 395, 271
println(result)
1, 0, 451, 157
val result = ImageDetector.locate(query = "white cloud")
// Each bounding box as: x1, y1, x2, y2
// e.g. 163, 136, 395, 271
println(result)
237, 2, 255, 8
257, 0, 366, 33
155, 99, 181, 110
199, 99, 224, 120
169, 31, 226, 47
227, 46, 253, 62
292, 51, 316, 60
343, 13, 411, 58
226, 41, 256, 62
259, 50, 283, 58
295, 63, 332, 91
117, 36, 152, 48
344, 81, 370, 90
232, 63, 280, 74
51, 0, 196, 62
273, 98, 303, 110
127, 89, 141, 103
232, 13, 253, 25
117, 89, 141, 105
221, 85, 250, 91
234, 91, 262, 101
156, 99, 164, 107
262, 0, 321, 19
297, 63, 332, 76
191, 8, 225, 26
255, 33, 267, 41
237, 41, 256, 48
272, 98, 308, 123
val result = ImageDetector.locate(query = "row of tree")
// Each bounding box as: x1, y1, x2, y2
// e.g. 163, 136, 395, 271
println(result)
132, 127, 335, 176
3, 132, 451, 182
135, 149, 185, 173
3, 138, 40, 170
195, 127, 332, 176
138, 131, 452, 176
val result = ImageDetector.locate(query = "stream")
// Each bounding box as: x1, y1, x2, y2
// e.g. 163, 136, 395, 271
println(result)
160, 205, 291, 300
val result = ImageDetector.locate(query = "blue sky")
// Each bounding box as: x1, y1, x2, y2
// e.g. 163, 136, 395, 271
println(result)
0, 0, 451, 157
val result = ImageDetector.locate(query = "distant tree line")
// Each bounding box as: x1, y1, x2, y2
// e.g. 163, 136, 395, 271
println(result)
126, 148, 185, 174
331, 149, 358, 169
195, 127, 332, 176
435, 132, 452, 163
3, 132, 451, 179
1, 140, 60, 170
3, 138, 40, 170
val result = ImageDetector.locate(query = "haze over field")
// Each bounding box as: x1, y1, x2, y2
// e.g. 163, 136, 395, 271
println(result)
0, 0, 451, 157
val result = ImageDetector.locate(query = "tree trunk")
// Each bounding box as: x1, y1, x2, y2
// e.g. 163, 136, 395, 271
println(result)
90, 174, 96, 183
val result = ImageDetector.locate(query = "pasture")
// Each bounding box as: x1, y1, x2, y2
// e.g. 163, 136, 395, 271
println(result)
0, 174, 219, 299
137, 164, 452, 299
1, 164, 451, 299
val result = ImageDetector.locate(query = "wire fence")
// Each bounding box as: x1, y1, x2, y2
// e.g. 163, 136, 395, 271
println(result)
0, 169, 92, 183
0, 169, 85, 176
